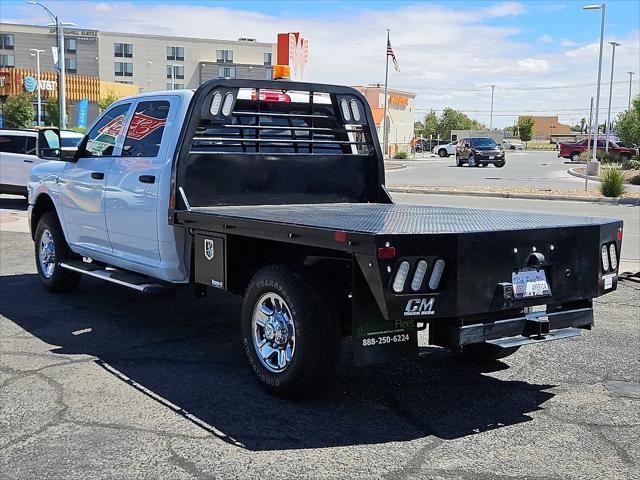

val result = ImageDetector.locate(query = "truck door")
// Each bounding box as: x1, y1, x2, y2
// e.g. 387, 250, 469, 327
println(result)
59, 102, 132, 255
105, 97, 177, 267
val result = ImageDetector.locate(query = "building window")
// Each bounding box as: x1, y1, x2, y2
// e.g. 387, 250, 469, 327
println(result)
166, 46, 184, 61
166, 82, 185, 90
218, 66, 236, 78
166, 64, 184, 79
216, 49, 233, 63
0, 54, 15, 67
115, 62, 133, 77
114, 43, 133, 58
65, 57, 77, 73
115, 80, 134, 84
0, 34, 14, 50
65, 38, 77, 53
264, 52, 272, 66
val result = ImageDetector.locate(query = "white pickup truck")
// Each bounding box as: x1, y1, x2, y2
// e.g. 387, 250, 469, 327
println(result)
29, 80, 623, 397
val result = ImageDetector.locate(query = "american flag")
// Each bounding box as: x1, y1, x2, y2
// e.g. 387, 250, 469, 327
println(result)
387, 37, 399, 72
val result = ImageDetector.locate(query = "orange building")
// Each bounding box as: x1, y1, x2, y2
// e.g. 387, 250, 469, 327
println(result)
518, 115, 571, 139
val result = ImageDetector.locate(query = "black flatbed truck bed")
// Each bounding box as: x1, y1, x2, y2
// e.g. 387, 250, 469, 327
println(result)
167, 79, 623, 395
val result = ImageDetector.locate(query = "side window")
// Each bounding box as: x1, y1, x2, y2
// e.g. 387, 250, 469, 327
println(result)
121, 101, 169, 157
82, 104, 131, 157
597, 140, 606, 147
0, 135, 27, 154
25, 136, 37, 155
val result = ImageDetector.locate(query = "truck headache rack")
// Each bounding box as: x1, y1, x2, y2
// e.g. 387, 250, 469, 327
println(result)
172, 80, 387, 209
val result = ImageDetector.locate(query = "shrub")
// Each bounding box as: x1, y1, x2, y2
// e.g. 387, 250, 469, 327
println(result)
3, 93, 35, 128
394, 151, 408, 159
599, 167, 626, 197
621, 158, 640, 170
578, 151, 591, 162
629, 174, 640, 185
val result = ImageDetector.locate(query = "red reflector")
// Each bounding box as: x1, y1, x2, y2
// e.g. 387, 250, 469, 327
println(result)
251, 90, 291, 102
377, 247, 396, 259
335, 231, 347, 242
617, 228, 623, 241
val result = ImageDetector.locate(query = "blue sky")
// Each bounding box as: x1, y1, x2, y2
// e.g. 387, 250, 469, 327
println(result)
2, 1, 639, 127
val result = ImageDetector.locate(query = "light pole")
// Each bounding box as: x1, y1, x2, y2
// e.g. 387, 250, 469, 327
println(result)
583, 3, 606, 174
628, 72, 635, 109
489, 85, 495, 130
605, 41, 620, 153
27, 1, 75, 129
29, 48, 44, 126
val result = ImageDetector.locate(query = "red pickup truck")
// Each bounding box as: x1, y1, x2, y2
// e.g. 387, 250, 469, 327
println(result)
559, 139, 636, 162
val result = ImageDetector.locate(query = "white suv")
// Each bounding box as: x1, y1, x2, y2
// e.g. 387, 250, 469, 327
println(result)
0, 129, 83, 196
432, 141, 457, 157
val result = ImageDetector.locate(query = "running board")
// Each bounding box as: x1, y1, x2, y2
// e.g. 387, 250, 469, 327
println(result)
486, 327, 583, 349
59, 260, 168, 294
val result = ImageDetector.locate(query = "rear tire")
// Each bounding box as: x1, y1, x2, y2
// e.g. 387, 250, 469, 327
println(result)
241, 265, 340, 397
34, 212, 80, 293
438, 148, 448, 158
459, 343, 520, 362
570, 152, 580, 162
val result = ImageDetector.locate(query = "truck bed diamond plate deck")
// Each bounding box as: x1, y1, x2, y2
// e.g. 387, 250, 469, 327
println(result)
184, 203, 615, 235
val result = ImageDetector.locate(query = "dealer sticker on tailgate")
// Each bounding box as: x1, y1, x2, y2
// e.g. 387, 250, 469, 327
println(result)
512, 269, 551, 299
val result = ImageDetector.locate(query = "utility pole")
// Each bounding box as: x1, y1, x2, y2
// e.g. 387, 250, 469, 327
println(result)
628, 71, 635, 109
586, 96, 593, 191
583, 3, 606, 174
28, 2, 75, 129
489, 85, 495, 130
605, 41, 620, 154
29, 48, 44, 126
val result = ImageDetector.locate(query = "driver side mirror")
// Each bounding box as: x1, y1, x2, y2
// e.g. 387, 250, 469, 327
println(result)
37, 128, 78, 162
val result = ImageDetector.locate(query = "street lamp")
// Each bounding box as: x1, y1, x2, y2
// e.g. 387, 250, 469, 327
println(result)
628, 72, 636, 109
27, 1, 75, 129
29, 48, 44, 126
583, 3, 606, 174
605, 41, 620, 154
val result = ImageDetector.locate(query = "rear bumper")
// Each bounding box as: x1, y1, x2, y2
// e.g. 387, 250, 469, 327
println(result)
431, 306, 593, 351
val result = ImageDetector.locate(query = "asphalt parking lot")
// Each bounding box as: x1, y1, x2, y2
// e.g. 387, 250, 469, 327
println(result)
1, 197, 639, 480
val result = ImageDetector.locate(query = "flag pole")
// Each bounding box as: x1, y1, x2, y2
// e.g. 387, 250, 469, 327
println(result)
382, 29, 390, 159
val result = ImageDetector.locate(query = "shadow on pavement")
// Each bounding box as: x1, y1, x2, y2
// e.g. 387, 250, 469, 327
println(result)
0, 273, 555, 451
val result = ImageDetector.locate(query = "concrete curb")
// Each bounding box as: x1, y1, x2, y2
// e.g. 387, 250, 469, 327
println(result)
388, 186, 640, 206
567, 167, 601, 182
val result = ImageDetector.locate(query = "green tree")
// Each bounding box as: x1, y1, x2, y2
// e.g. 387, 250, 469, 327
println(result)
616, 96, 640, 146
99, 90, 120, 112
437, 108, 482, 140
580, 117, 586, 133
3, 93, 35, 128
517, 116, 535, 143
422, 110, 439, 138
45, 98, 59, 127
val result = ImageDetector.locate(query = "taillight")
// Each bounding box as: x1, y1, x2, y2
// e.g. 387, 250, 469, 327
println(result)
221, 93, 234, 116
428, 259, 445, 290
210, 91, 223, 115
392, 261, 411, 293
251, 90, 291, 102
617, 228, 623, 241
608, 244, 618, 271
411, 260, 428, 291
377, 247, 396, 259
340, 99, 351, 122
601, 244, 610, 271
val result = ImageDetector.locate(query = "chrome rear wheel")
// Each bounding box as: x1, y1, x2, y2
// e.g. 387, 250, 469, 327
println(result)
252, 292, 296, 373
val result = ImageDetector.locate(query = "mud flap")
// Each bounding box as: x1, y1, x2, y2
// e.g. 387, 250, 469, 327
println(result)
352, 258, 418, 365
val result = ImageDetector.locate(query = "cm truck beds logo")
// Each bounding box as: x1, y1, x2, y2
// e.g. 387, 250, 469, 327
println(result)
404, 298, 435, 316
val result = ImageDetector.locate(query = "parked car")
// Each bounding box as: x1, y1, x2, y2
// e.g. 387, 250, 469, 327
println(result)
503, 140, 524, 150
455, 137, 506, 167
28, 80, 622, 397
558, 139, 636, 162
432, 141, 457, 157
415, 139, 448, 153
0, 128, 83, 196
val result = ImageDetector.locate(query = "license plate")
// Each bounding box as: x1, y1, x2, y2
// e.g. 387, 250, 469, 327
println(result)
512, 269, 551, 299
489, 156, 495, 159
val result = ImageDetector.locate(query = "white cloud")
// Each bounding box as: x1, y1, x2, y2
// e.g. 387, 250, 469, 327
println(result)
517, 58, 551, 73
538, 34, 554, 43
482, 2, 526, 17
560, 38, 580, 47
9, 2, 638, 128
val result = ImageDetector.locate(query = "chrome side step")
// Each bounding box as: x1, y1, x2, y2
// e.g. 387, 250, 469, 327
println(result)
486, 327, 583, 349
60, 260, 168, 294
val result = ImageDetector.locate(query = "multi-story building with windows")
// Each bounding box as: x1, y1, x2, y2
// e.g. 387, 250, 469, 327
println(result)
97, 31, 276, 92
0, 22, 277, 126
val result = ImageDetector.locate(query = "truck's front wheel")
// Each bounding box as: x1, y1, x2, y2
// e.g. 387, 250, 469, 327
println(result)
34, 213, 80, 293
241, 266, 340, 397
459, 343, 520, 362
